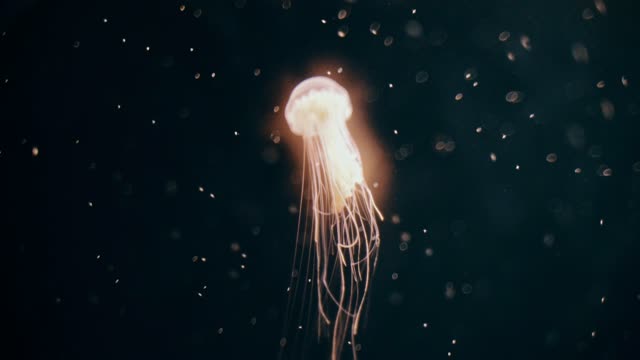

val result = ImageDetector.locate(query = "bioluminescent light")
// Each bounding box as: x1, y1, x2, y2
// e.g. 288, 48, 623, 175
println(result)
284, 76, 383, 360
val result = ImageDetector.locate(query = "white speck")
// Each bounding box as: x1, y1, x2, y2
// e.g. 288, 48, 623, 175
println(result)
455, 93, 463, 101
575, 168, 582, 174
591, 330, 596, 337
116, 104, 121, 110
391, 273, 398, 280
96, 255, 101, 260
515, 164, 520, 170
599, 218, 604, 226
211, 72, 216, 78
601, 296, 606, 304
189, 47, 194, 52
115, 278, 120, 284
422, 228, 428, 233
122, 38, 126, 43
473, 81, 479, 87
476, 127, 483, 133
393, 129, 398, 135
145, 46, 150, 51
388, 83, 394, 88
411, 9, 417, 14
103, 18, 108, 23
217, 327, 224, 334
452, 339, 457, 345
88, 201, 94, 207
234, 131, 239, 136
422, 322, 429, 328
490, 152, 497, 162
321, 19, 327, 24
151, 120, 156, 125
198, 186, 204, 192
209, 193, 215, 199
529, 113, 535, 119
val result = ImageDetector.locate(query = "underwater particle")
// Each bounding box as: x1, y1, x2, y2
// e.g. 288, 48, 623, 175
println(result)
582, 8, 594, 20
464, 68, 477, 81
575, 168, 582, 174
383, 36, 394, 46
490, 152, 497, 162
415, 71, 429, 84
283, 76, 383, 360
281, 0, 291, 10
179, 4, 186, 11
338, 9, 348, 20
31, 146, 39, 157
337, 26, 349, 38
498, 31, 511, 42
194, 73, 200, 79
72, 40, 80, 48
505, 91, 523, 103
600, 99, 615, 120
369, 22, 381, 35
572, 43, 589, 63
543, 233, 555, 247
594, 0, 607, 14
254, 68, 261, 76
520, 35, 532, 50
546, 153, 558, 163
405, 20, 423, 38
507, 52, 516, 62
425, 247, 434, 256
621, 76, 629, 87
455, 93, 463, 101
193, 8, 202, 18
596, 80, 605, 88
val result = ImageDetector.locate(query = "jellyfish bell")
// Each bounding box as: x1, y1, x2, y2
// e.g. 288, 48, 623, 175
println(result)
285, 76, 364, 213
282, 76, 382, 360
285, 76, 353, 137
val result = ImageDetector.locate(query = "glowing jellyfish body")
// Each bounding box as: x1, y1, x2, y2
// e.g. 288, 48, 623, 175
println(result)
285, 77, 382, 360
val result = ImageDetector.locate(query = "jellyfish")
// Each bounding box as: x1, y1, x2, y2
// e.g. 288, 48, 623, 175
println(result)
283, 76, 383, 360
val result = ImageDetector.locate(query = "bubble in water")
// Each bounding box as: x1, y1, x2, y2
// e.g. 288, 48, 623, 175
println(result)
498, 31, 511, 42
369, 22, 381, 35
415, 71, 429, 84
505, 91, 524, 103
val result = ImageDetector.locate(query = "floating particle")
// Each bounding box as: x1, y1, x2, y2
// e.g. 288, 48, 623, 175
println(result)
575, 168, 582, 174
476, 127, 483, 133
145, 46, 150, 51
88, 201, 94, 207
72, 40, 80, 48
193, 8, 202, 18
515, 164, 520, 170
192, 256, 199, 262
529, 113, 536, 119
455, 93, 463, 101
594, 0, 607, 15
400, 232, 411, 242
461, 283, 473, 294
498, 31, 511, 42
425, 248, 434, 256
591, 330, 597, 338
194, 73, 200, 79
596, 80, 605, 88
337, 67, 343, 73
391, 214, 401, 224
600, 218, 604, 226
218, 328, 224, 335
254, 68, 261, 76
422, 323, 429, 328
273, 105, 280, 113
338, 9, 348, 20
473, 81, 479, 87
543, 233, 555, 247
393, 129, 398, 135
507, 52, 516, 61
383, 36, 394, 47
211, 72, 216, 78
31, 146, 39, 157
405, 20, 424, 38
520, 35, 531, 50
582, 8, 594, 20
452, 339, 457, 345
151, 119, 156, 125
337, 26, 349, 38
444, 282, 456, 299
546, 153, 558, 163
122, 38, 126, 43
490, 152, 497, 162
415, 70, 429, 84
179, 4, 186, 11
391, 273, 399, 280
103, 18, 108, 23
270, 131, 281, 144
601, 296, 606, 304
369, 22, 380, 35
388, 83, 394, 88
234, 131, 239, 136
189, 47, 195, 52
621, 76, 629, 87
464, 68, 477, 81
600, 99, 615, 120
572, 43, 589, 63
505, 91, 523, 103
281, 0, 291, 10
601, 167, 613, 177
321, 19, 327, 24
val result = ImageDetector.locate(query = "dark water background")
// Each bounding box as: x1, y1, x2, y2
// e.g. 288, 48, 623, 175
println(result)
4, 0, 640, 359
